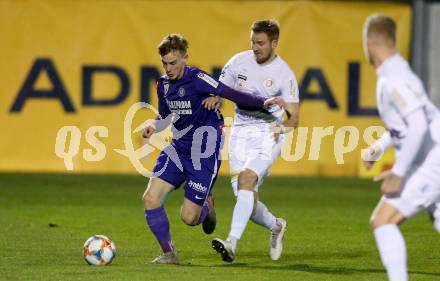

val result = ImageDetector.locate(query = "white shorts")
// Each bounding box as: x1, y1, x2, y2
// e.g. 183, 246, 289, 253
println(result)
382, 147, 440, 218
229, 125, 283, 194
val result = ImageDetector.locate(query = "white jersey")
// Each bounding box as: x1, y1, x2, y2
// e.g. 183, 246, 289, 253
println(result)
376, 54, 440, 167
219, 50, 299, 127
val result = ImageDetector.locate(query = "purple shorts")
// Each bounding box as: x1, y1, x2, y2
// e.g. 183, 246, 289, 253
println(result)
152, 145, 221, 206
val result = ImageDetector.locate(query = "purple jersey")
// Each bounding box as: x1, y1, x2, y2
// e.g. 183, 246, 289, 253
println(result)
153, 66, 269, 205
157, 67, 225, 153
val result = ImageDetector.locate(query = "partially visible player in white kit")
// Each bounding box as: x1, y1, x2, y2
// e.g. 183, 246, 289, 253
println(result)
362, 14, 440, 281
210, 19, 300, 262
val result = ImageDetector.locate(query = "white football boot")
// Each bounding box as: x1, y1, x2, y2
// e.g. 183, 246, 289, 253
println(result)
270, 218, 287, 260
150, 251, 179, 264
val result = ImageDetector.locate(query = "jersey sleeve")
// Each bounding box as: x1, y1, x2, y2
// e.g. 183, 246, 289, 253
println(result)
219, 57, 236, 88
392, 109, 428, 176
194, 71, 225, 96
384, 79, 424, 118
156, 80, 171, 119
280, 69, 300, 103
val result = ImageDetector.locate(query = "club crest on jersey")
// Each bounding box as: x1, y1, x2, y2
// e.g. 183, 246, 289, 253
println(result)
178, 87, 186, 97
163, 81, 170, 97
264, 78, 274, 88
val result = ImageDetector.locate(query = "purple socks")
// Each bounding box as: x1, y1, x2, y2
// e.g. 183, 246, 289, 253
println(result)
146, 203, 210, 253
145, 206, 174, 253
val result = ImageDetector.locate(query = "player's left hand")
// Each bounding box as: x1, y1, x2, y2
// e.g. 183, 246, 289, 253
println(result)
362, 145, 379, 170
264, 97, 286, 109
374, 170, 403, 196
202, 96, 222, 111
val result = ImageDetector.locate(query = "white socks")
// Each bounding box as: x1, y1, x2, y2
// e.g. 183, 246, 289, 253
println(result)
251, 201, 277, 231
374, 224, 408, 281
228, 190, 254, 240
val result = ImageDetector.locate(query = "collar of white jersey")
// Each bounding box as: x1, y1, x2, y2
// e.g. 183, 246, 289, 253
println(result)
376, 53, 407, 77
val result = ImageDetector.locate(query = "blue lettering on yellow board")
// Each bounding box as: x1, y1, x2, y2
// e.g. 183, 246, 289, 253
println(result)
82, 66, 130, 106
10, 59, 377, 117
10, 58, 75, 113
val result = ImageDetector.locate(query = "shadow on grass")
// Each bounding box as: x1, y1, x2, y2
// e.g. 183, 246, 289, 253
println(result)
177, 262, 440, 278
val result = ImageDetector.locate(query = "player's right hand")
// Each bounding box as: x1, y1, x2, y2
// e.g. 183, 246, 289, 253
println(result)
202, 96, 222, 111
142, 126, 156, 139
264, 97, 286, 109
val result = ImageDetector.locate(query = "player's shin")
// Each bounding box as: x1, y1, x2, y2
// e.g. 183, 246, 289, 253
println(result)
374, 224, 408, 281
228, 189, 254, 246
250, 201, 277, 230
145, 206, 174, 253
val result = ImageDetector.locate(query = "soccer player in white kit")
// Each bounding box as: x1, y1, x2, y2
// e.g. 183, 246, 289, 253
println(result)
362, 14, 440, 281
210, 19, 300, 262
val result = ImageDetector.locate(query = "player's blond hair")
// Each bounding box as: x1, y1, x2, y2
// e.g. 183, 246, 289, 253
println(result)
364, 14, 396, 46
251, 19, 280, 41
158, 34, 189, 56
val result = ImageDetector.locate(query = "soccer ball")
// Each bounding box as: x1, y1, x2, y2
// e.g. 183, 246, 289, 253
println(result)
83, 235, 116, 265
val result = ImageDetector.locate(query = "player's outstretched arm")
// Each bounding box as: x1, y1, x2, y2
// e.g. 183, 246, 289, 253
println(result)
218, 85, 284, 109
195, 71, 284, 109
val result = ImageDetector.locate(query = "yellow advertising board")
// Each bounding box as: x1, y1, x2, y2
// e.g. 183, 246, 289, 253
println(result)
0, 1, 411, 176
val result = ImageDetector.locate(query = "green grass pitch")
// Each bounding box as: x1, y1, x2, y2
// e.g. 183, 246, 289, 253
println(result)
1, 173, 439, 280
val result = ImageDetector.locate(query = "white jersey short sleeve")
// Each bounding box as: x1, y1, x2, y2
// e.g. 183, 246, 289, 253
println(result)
220, 56, 237, 89
382, 77, 424, 118
219, 50, 299, 127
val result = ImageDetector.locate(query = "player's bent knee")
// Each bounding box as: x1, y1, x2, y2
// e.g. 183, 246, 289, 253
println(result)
370, 212, 388, 229
142, 191, 161, 209
369, 202, 406, 229
180, 206, 199, 226
180, 213, 198, 226
238, 169, 258, 190
370, 214, 401, 229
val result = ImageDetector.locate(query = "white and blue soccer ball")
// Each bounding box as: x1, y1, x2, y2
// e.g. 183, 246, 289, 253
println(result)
83, 235, 116, 265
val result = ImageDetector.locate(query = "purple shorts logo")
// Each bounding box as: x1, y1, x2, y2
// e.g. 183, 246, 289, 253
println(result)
188, 180, 208, 193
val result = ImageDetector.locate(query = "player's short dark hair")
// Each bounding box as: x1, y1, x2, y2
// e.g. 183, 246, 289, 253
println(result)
364, 14, 396, 45
158, 34, 189, 56
251, 19, 280, 41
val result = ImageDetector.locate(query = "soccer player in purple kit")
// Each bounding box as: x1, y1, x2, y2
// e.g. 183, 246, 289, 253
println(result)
141, 34, 285, 264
